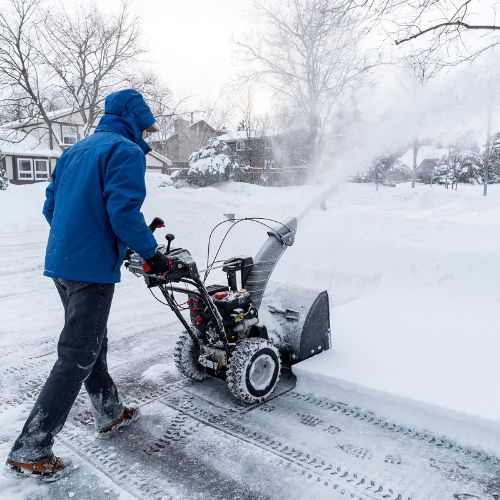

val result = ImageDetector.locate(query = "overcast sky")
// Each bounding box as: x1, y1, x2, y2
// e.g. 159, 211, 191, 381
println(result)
45, 0, 500, 146
108, 0, 252, 102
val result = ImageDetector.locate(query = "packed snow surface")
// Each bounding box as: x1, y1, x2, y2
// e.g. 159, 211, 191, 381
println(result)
1, 175, 500, 467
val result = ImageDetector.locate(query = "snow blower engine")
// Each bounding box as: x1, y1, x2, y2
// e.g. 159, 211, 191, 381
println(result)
125, 216, 331, 404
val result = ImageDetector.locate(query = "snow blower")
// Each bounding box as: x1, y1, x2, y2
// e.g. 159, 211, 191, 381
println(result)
125, 216, 331, 404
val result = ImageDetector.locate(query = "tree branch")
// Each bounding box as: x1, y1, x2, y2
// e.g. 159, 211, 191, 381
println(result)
395, 20, 500, 45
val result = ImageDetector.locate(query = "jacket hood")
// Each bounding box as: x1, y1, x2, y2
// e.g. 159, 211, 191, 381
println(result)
95, 89, 156, 154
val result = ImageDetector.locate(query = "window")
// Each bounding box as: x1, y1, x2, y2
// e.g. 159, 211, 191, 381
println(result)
17, 158, 33, 180
61, 125, 78, 146
236, 141, 245, 151
16, 158, 50, 181
35, 159, 49, 180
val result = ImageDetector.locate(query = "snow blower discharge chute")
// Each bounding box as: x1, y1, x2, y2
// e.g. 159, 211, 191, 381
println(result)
125, 216, 331, 404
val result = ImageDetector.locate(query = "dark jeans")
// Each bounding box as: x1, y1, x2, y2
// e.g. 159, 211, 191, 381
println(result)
9, 279, 123, 462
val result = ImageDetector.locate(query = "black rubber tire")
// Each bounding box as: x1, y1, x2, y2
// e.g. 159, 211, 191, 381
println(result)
173, 332, 207, 381
227, 338, 281, 404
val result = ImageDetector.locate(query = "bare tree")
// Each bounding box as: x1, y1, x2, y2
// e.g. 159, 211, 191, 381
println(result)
0, 0, 59, 146
237, 87, 269, 137
38, 1, 141, 137
238, 0, 378, 168
370, 0, 500, 62
234, 86, 272, 169
0, 0, 142, 150
200, 87, 237, 133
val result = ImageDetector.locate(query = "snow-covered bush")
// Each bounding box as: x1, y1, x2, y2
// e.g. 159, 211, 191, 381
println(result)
434, 150, 483, 187
0, 156, 8, 191
485, 132, 500, 183
356, 154, 412, 185
157, 174, 174, 188
173, 138, 246, 187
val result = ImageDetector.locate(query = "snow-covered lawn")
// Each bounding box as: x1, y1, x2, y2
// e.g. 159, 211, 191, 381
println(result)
1, 175, 500, 460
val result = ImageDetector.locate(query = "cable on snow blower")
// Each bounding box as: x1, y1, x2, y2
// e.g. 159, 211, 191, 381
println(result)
125, 216, 331, 404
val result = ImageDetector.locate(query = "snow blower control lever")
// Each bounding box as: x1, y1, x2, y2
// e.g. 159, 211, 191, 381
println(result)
149, 217, 165, 232
124, 217, 165, 262
165, 233, 175, 253
124, 216, 331, 404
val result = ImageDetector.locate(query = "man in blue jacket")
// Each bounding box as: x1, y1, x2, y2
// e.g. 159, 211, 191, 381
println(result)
6, 89, 170, 480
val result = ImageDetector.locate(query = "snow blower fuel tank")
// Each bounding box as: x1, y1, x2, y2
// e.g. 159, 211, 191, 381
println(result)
242, 217, 331, 365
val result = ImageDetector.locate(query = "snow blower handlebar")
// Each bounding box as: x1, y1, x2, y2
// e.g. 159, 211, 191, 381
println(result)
148, 217, 165, 233
124, 217, 165, 262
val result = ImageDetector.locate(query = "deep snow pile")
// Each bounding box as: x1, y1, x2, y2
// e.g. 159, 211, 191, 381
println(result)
287, 182, 500, 454
1, 175, 500, 456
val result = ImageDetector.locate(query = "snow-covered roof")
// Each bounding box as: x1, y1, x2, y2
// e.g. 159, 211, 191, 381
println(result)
0, 127, 172, 165
399, 146, 449, 169
1, 108, 76, 129
149, 149, 172, 166
217, 130, 247, 142
0, 128, 61, 157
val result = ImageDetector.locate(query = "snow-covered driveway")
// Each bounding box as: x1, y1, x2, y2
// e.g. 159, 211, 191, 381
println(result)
1, 326, 499, 499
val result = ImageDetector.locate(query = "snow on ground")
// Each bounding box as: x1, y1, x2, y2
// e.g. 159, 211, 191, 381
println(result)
288, 182, 500, 454
1, 174, 500, 461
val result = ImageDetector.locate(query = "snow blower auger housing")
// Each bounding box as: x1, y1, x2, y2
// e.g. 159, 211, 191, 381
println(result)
125, 216, 331, 404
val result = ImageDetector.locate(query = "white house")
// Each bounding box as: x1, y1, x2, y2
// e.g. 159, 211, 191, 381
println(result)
0, 108, 171, 185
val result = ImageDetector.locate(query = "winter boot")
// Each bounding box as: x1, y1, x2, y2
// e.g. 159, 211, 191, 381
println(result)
5, 456, 72, 482
96, 405, 140, 439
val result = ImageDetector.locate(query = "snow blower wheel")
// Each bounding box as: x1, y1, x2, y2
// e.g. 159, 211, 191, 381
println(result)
227, 338, 281, 404
174, 332, 208, 382
125, 215, 331, 405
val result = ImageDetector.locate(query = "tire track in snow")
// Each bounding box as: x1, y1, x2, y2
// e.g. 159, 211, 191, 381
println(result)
59, 424, 176, 500
155, 381, 499, 499
289, 392, 500, 468
159, 391, 405, 500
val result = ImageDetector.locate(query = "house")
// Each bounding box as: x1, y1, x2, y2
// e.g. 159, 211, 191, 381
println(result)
398, 145, 449, 182
155, 118, 218, 169
218, 128, 309, 170
0, 128, 61, 184
0, 108, 171, 185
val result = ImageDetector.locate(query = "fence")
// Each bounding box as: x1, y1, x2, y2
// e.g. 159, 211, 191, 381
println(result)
233, 167, 309, 187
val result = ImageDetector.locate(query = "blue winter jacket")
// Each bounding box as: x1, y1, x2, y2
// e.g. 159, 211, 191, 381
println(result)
42, 89, 158, 283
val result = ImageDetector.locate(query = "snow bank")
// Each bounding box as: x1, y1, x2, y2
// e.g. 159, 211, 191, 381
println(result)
290, 182, 500, 454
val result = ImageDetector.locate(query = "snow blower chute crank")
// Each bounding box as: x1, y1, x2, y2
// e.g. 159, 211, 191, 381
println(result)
125, 216, 331, 404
